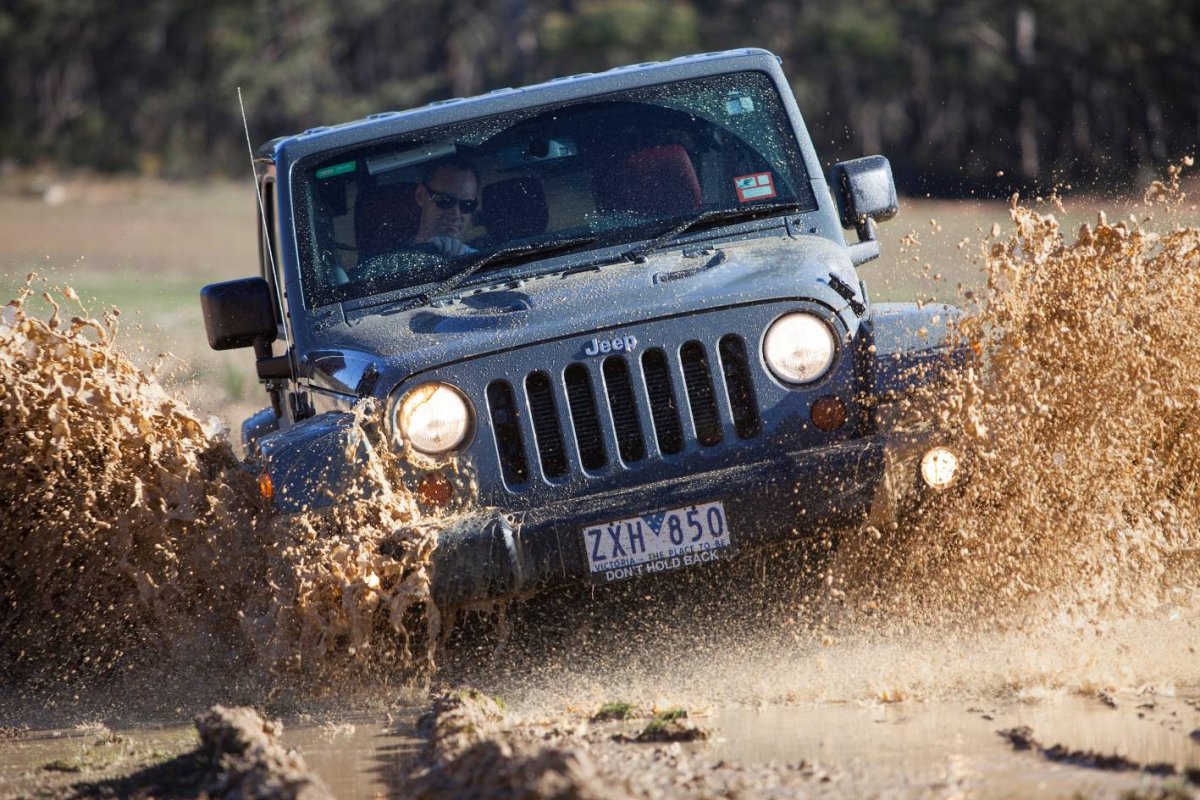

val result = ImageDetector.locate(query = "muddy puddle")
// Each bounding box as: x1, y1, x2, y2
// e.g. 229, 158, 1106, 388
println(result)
713, 695, 1200, 797
4, 690, 1199, 799
4, 168, 1200, 798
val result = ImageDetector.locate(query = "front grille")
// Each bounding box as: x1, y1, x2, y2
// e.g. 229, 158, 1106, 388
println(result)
603, 356, 645, 464
525, 371, 568, 478
488, 333, 761, 489
642, 348, 684, 455
564, 364, 606, 471
680, 341, 722, 447
486, 380, 529, 485
719, 334, 761, 439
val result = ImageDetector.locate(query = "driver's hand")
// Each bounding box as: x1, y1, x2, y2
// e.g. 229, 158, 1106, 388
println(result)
426, 235, 478, 257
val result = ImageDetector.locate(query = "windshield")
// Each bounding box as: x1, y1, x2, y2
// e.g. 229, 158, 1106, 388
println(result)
294, 71, 817, 308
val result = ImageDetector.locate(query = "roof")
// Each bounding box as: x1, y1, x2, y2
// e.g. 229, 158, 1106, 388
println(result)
256, 48, 783, 164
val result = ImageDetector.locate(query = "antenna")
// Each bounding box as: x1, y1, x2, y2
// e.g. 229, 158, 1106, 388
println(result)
238, 87, 298, 399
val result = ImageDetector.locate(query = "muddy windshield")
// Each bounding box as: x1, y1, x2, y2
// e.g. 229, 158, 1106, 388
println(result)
295, 71, 816, 308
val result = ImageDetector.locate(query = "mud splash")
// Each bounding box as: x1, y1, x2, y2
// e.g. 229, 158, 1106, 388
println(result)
5, 168, 1200, 718
0, 281, 439, 699
436, 174, 1200, 716
831, 171, 1200, 634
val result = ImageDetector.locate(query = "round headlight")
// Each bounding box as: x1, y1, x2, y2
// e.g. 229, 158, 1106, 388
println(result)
393, 382, 472, 456
763, 312, 837, 384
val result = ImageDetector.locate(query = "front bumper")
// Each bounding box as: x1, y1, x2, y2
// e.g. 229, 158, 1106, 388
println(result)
430, 433, 911, 607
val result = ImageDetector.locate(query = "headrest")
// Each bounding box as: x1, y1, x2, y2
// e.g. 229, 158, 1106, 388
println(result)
481, 177, 549, 242
600, 144, 702, 217
355, 181, 420, 262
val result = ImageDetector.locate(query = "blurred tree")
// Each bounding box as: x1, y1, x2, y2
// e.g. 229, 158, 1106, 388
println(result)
0, 0, 1196, 192
539, 0, 700, 74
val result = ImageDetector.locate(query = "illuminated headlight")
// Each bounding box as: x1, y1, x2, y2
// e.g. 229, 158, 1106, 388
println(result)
920, 446, 959, 490
763, 312, 837, 384
392, 382, 472, 456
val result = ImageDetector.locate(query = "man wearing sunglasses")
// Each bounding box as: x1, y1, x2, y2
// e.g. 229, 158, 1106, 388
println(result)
412, 156, 480, 257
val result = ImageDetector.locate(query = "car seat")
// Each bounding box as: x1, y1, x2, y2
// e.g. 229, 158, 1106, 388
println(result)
599, 144, 702, 217
355, 181, 421, 262
480, 177, 549, 244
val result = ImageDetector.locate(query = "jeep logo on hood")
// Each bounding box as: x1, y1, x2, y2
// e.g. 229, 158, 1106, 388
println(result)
582, 334, 638, 357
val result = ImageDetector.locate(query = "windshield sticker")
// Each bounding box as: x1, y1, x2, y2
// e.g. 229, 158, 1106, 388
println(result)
726, 93, 756, 115
735, 172, 776, 203
315, 160, 356, 180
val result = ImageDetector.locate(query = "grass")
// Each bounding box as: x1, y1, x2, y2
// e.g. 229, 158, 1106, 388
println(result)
640, 717, 674, 737
639, 706, 689, 735
451, 687, 506, 711
652, 706, 688, 723
220, 360, 249, 403
0, 181, 265, 434
593, 701, 638, 721
635, 706, 708, 742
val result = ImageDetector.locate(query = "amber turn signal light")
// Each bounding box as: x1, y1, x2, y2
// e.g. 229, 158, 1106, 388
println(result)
258, 471, 274, 502
811, 396, 847, 431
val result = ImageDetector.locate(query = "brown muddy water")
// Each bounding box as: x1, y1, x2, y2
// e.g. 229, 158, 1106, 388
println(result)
3, 691, 1199, 798
3, 172, 1200, 798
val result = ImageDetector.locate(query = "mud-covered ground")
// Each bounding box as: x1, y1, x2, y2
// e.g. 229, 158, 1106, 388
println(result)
4, 658, 1199, 799
3, 172, 1200, 798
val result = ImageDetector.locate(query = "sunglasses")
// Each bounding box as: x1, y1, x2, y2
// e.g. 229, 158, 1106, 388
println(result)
423, 182, 478, 214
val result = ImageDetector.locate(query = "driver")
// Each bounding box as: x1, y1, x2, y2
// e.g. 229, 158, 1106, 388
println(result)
412, 156, 480, 257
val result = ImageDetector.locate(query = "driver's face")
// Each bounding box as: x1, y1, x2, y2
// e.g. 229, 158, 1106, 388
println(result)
416, 167, 478, 240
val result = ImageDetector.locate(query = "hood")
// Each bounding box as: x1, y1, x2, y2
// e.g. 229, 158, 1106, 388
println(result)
302, 234, 859, 398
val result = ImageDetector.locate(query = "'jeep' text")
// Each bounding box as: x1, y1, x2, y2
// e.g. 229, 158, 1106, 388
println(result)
583, 334, 638, 356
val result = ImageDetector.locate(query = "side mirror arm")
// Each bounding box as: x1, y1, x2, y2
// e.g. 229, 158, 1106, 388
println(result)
252, 338, 290, 418
847, 217, 881, 266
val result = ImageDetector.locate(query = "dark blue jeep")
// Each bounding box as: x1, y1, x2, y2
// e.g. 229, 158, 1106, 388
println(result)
201, 49, 963, 607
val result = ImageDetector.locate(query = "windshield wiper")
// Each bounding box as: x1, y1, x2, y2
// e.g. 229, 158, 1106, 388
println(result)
622, 201, 804, 263
429, 235, 599, 299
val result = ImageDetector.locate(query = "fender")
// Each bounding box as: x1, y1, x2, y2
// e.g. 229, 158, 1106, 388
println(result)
256, 411, 380, 514
869, 301, 969, 399
241, 406, 280, 458
862, 302, 971, 527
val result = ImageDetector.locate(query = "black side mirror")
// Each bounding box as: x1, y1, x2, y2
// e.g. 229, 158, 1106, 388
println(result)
200, 277, 277, 351
830, 155, 899, 265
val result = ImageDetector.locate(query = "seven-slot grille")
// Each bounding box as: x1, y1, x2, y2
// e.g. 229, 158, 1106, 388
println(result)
487, 334, 760, 489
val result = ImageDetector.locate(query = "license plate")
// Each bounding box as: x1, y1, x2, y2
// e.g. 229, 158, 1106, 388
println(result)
582, 500, 731, 583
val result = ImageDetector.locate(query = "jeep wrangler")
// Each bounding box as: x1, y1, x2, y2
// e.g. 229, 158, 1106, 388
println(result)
201, 49, 963, 607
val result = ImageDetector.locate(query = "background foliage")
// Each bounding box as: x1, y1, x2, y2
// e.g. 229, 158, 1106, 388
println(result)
2, 0, 1197, 194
